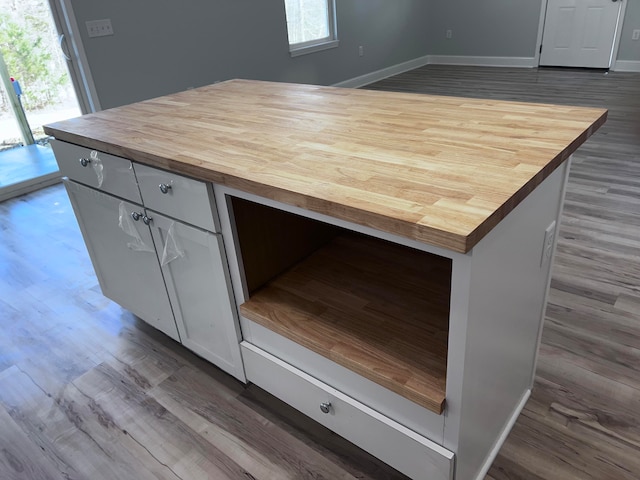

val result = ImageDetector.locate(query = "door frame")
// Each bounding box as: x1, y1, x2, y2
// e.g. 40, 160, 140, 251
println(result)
47, 0, 101, 113
534, 0, 628, 70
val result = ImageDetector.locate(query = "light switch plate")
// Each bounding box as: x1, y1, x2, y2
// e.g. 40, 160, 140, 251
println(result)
540, 220, 556, 267
86, 19, 113, 38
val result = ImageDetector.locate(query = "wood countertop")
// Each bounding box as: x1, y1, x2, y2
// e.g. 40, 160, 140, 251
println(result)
44, 79, 606, 253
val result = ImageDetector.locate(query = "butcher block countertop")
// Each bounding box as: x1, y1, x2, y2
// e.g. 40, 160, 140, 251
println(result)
44, 79, 607, 253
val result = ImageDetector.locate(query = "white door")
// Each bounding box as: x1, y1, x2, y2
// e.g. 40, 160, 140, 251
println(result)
149, 211, 246, 382
540, 0, 622, 68
64, 180, 180, 341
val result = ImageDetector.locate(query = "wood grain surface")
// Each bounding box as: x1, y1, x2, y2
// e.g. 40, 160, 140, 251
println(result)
240, 233, 451, 414
43, 79, 606, 252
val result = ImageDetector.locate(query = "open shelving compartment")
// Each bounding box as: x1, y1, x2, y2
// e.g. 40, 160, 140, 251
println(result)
231, 197, 452, 415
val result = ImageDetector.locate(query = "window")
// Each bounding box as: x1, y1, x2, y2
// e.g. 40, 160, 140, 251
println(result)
284, 0, 338, 57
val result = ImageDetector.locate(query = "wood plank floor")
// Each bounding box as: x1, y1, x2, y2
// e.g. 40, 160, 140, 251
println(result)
1, 65, 639, 479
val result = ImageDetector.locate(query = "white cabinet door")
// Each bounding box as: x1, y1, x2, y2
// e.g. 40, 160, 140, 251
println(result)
148, 212, 245, 382
64, 179, 180, 341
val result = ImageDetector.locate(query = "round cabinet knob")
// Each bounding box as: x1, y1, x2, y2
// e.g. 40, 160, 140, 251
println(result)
130, 211, 141, 221
319, 402, 332, 414
79, 158, 90, 167
142, 215, 153, 226
159, 183, 172, 194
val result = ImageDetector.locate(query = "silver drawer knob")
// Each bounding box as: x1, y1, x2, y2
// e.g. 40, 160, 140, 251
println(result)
79, 157, 90, 167
142, 214, 153, 226
159, 183, 172, 194
130, 211, 142, 221
320, 402, 332, 414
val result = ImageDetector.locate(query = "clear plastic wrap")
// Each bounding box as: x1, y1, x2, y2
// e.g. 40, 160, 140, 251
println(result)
118, 201, 154, 252
160, 221, 185, 266
90, 150, 104, 187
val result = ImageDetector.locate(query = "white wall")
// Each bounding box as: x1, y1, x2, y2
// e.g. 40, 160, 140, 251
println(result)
70, 0, 640, 109
426, 0, 543, 59
618, 0, 640, 62
70, 0, 431, 109
427, 0, 639, 65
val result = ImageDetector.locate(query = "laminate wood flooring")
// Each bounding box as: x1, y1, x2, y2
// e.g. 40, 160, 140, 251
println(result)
1, 65, 639, 479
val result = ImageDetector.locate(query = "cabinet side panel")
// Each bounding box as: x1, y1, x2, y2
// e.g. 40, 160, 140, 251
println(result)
231, 198, 340, 293
453, 162, 568, 480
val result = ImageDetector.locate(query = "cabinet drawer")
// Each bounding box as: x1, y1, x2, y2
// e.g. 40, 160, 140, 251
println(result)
241, 318, 445, 443
51, 140, 141, 203
241, 342, 454, 480
134, 163, 218, 232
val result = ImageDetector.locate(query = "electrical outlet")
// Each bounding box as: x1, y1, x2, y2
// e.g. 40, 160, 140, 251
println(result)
632, 29, 640, 41
86, 19, 114, 38
446, 29, 453, 39
540, 220, 556, 267
358, 45, 364, 57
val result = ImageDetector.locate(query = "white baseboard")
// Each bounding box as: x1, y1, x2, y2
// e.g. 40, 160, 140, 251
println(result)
332, 55, 431, 88
613, 60, 640, 72
428, 55, 537, 68
333, 54, 538, 89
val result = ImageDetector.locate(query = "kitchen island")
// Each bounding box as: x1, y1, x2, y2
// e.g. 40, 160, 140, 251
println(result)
45, 80, 606, 480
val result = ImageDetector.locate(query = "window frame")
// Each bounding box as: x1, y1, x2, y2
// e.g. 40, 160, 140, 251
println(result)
286, 0, 339, 57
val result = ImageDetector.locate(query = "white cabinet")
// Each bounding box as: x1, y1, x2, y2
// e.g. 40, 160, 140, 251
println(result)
148, 212, 244, 379
215, 161, 569, 480
53, 141, 245, 382
64, 180, 179, 340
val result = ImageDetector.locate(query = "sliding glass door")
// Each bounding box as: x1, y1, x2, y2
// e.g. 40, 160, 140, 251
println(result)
0, 0, 84, 200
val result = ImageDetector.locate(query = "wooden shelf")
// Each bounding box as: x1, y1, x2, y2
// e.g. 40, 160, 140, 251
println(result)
240, 233, 451, 414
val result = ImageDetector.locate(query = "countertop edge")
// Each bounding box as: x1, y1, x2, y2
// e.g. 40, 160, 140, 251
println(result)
43, 108, 607, 255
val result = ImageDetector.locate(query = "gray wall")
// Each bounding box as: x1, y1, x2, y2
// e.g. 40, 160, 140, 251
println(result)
71, 0, 431, 109
426, 0, 543, 58
618, 0, 640, 61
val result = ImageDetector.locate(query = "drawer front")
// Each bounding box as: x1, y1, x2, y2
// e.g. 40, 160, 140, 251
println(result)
51, 140, 141, 203
242, 342, 454, 480
134, 163, 218, 232
240, 318, 445, 443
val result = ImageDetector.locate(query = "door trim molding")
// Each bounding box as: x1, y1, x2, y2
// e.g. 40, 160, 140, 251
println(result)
48, 0, 102, 113
609, 0, 628, 68
535, 0, 549, 66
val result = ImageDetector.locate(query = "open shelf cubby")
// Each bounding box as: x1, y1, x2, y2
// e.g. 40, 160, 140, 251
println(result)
232, 198, 452, 414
